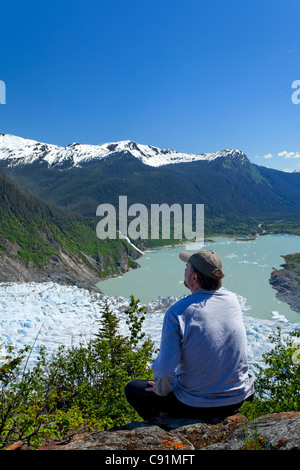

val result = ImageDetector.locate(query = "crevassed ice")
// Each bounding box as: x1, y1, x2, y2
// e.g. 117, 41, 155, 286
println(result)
0, 282, 298, 375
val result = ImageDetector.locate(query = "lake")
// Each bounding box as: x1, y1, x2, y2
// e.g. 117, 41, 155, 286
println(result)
97, 234, 300, 324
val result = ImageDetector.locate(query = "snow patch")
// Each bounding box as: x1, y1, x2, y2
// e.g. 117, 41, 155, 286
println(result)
0, 133, 247, 168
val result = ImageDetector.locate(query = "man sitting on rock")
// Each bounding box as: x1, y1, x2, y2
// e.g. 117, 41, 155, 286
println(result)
125, 249, 255, 420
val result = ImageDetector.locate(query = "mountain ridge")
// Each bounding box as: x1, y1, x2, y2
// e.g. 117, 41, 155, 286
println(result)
0, 132, 248, 168
0, 132, 299, 240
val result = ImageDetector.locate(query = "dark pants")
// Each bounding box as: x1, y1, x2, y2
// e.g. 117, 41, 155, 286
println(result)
125, 379, 253, 421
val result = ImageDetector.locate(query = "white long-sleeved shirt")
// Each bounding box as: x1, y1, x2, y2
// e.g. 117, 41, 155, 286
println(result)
152, 289, 255, 407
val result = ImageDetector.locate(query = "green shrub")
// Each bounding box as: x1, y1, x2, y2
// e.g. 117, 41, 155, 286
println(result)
1, 301, 299, 449
240, 327, 300, 419
0, 295, 157, 449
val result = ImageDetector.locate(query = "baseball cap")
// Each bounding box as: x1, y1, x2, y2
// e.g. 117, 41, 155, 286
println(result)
179, 249, 223, 279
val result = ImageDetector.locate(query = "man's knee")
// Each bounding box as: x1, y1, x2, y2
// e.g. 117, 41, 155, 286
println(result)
124, 380, 136, 398
125, 379, 149, 400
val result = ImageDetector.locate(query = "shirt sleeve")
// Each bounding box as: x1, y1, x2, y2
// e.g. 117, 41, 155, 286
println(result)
152, 307, 182, 396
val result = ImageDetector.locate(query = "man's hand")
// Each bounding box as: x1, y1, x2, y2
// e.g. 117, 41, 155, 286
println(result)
145, 380, 159, 394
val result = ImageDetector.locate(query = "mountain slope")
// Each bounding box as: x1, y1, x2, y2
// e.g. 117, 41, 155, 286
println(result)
0, 133, 299, 238
0, 168, 141, 286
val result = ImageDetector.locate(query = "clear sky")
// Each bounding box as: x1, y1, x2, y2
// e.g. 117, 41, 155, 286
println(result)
1, 0, 300, 171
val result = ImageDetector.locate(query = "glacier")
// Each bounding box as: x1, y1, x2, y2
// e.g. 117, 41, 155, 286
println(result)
0, 282, 299, 376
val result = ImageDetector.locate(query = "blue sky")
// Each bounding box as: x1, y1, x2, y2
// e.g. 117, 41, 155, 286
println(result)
1, 0, 300, 171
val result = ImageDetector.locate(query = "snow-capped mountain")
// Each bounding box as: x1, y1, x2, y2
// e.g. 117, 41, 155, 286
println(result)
0, 133, 247, 168
0, 132, 299, 222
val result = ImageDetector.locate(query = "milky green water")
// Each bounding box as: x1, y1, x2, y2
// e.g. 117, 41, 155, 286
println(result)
97, 235, 300, 323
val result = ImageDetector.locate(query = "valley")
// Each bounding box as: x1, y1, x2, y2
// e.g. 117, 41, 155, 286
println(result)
0, 133, 299, 288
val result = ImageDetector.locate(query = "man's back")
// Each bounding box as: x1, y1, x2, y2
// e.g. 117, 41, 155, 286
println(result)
152, 289, 255, 407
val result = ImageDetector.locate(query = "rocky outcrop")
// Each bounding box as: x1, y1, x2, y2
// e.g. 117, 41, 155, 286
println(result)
201, 411, 300, 450
0, 233, 141, 292
0, 239, 96, 290
270, 254, 300, 313
7, 412, 300, 451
